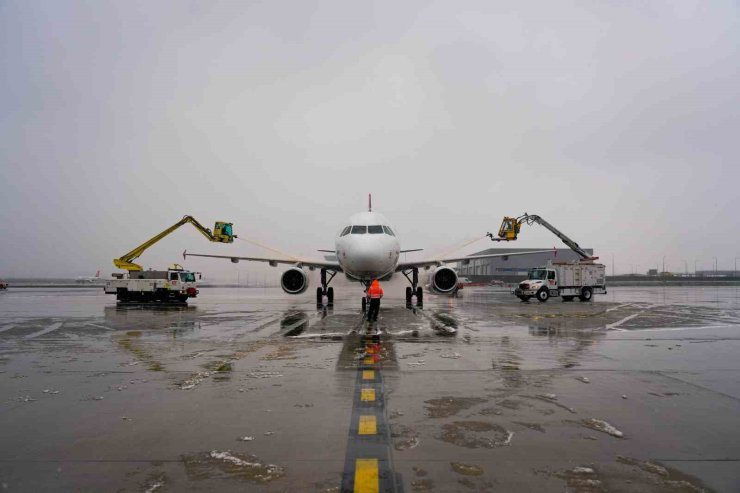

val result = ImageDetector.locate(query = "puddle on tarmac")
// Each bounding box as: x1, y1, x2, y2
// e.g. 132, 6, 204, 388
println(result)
182, 450, 284, 484
554, 466, 603, 493
513, 421, 546, 433
450, 462, 484, 476
390, 423, 420, 451
436, 421, 513, 448
546, 458, 708, 493
424, 396, 487, 418
616, 456, 669, 477
261, 344, 300, 360
410, 478, 435, 491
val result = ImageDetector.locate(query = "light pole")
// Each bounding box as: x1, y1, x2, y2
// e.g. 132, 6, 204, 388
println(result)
713, 257, 718, 275
735, 257, 739, 278
694, 259, 699, 277
662, 256, 666, 274
684, 260, 688, 276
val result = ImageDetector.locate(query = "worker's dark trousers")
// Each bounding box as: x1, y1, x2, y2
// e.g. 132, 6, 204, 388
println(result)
368, 298, 381, 321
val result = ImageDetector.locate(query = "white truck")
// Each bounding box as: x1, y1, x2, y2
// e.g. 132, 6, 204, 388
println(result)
514, 261, 606, 302
104, 266, 201, 303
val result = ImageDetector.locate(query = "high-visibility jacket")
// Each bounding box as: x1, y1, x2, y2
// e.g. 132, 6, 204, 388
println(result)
368, 281, 384, 299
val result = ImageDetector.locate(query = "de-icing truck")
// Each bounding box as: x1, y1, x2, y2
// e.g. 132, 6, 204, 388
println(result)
487, 213, 606, 302
514, 261, 606, 302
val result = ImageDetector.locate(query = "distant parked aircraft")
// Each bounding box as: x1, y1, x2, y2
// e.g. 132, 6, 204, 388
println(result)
75, 270, 101, 283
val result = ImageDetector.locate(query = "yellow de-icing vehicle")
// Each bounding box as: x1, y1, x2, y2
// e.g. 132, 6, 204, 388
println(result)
105, 216, 235, 303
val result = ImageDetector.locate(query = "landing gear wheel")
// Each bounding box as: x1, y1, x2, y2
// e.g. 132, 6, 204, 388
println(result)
537, 289, 549, 302
405, 287, 412, 304
327, 287, 334, 305
579, 287, 593, 302
362, 297, 367, 313
416, 287, 423, 304
316, 287, 323, 305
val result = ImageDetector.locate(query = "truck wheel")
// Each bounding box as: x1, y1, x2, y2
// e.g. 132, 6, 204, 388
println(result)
579, 287, 593, 302
537, 288, 549, 302
562, 296, 575, 302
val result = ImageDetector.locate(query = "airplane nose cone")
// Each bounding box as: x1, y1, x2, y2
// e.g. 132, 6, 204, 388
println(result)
347, 241, 390, 276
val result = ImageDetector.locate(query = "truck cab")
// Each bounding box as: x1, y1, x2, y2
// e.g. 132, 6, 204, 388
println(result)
515, 268, 557, 302
514, 262, 606, 303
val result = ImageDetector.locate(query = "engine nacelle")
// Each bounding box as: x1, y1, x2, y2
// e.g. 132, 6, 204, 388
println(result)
429, 266, 458, 294
280, 268, 309, 294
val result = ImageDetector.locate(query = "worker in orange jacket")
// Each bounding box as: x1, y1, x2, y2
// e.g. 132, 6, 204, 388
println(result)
367, 279, 384, 322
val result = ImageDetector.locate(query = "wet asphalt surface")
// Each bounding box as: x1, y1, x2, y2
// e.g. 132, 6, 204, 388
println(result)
1, 284, 739, 492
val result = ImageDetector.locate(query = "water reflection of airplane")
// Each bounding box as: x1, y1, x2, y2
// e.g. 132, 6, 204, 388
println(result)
185, 195, 549, 310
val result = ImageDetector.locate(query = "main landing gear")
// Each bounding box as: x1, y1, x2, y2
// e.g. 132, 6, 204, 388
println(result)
402, 268, 423, 307
316, 269, 336, 307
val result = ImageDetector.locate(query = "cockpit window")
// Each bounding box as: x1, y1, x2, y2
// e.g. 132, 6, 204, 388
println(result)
340, 226, 351, 236
350, 225, 367, 234
383, 226, 395, 236
368, 225, 383, 234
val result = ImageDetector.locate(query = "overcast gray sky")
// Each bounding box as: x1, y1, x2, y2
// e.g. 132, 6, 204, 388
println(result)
1, 0, 738, 279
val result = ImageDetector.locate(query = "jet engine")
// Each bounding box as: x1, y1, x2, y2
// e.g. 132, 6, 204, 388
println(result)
429, 266, 458, 294
280, 268, 309, 294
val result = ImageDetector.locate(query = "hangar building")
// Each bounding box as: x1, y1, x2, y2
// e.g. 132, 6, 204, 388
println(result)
455, 247, 594, 283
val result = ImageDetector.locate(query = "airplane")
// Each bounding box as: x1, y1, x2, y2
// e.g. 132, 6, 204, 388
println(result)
184, 195, 551, 311
75, 270, 101, 284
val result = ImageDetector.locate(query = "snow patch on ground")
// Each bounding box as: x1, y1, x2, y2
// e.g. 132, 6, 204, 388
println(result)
583, 418, 624, 438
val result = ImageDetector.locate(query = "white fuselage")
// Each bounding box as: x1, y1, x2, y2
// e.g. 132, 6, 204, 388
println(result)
334, 212, 400, 281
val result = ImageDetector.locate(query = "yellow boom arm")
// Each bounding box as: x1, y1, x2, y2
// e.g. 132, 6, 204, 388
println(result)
114, 216, 236, 271
487, 213, 595, 261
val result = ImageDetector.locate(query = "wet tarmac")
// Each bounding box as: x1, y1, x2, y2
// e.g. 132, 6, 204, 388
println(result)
1, 285, 739, 492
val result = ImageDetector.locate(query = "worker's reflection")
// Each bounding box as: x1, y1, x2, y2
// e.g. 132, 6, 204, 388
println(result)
336, 332, 399, 371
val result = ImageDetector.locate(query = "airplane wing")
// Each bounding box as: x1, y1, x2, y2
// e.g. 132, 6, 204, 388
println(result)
183, 251, 342, 272
396, 249, 556, 271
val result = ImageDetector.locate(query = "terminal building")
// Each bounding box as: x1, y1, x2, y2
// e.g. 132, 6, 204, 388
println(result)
455, 247, 594, 283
